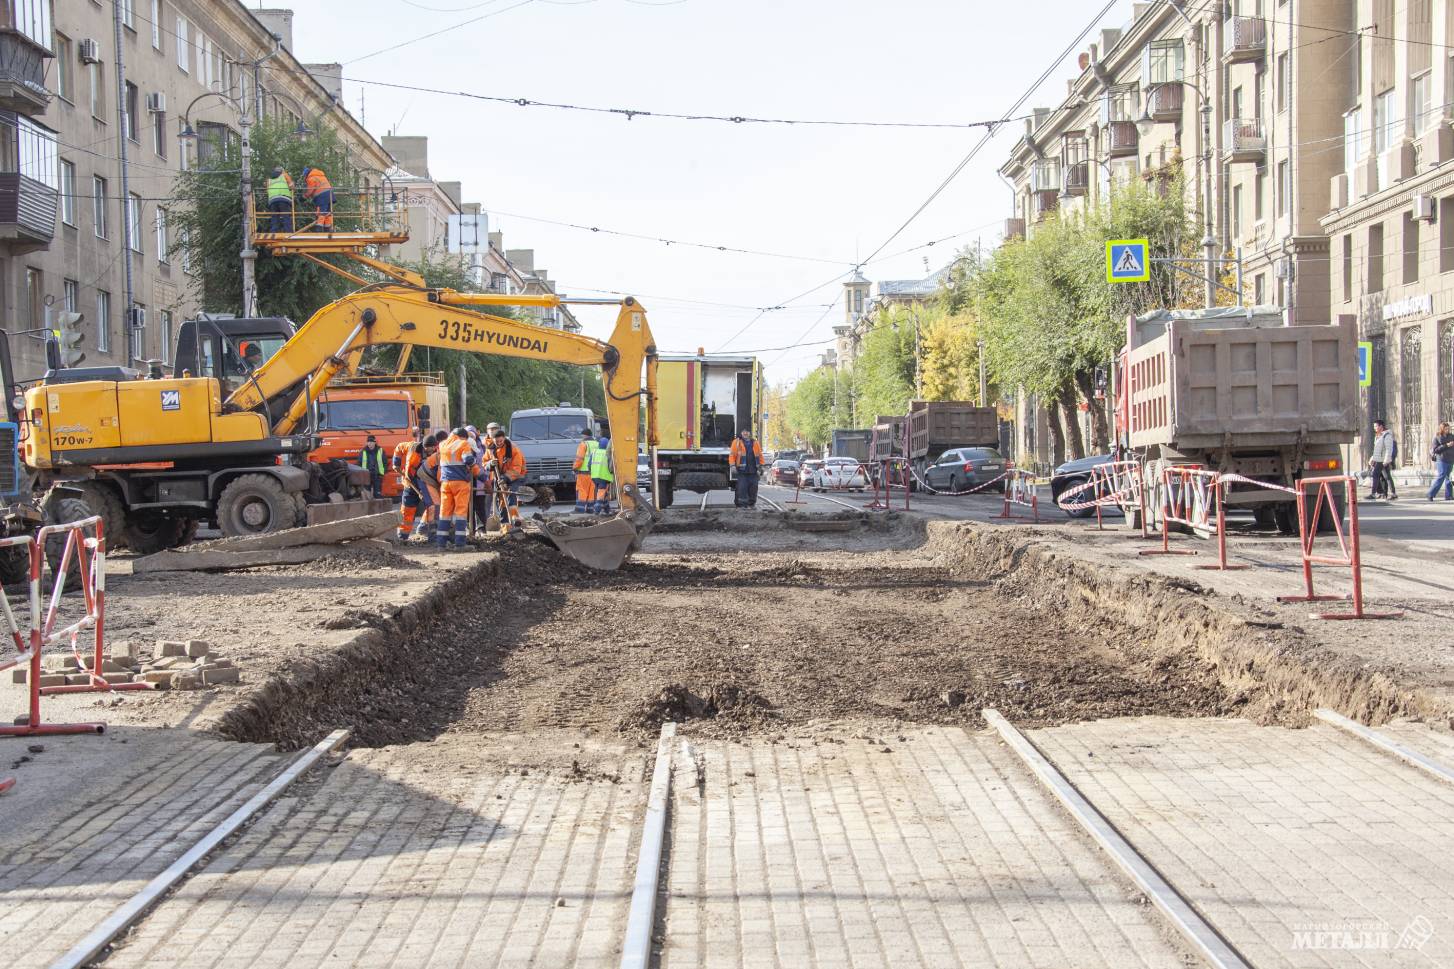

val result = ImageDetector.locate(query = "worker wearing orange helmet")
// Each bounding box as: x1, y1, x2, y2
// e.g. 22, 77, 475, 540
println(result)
434, 427, 479, 551
301, 165, 334, 231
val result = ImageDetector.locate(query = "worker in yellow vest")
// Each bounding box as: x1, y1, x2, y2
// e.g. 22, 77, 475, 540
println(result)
573, 428, 597, 513
589, 436, 614, 515
265, 166, 295, 232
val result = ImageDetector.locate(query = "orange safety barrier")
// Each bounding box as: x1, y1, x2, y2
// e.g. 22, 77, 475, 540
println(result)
866, 458, 911, 511
0, 517, 147, 739
992, 469, 1042, 522
0, 777, 13, 795
1275, 476, 1402, 621
1138, 466, 1246, 570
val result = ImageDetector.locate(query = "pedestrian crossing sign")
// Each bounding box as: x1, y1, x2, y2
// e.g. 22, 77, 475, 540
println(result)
1106, 239, 1150, 283
1357, 341, 1373, 387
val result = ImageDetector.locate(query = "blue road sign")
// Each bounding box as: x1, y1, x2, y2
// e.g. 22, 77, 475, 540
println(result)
1357, 340, 1372, 388
1106, 239, 1150, 284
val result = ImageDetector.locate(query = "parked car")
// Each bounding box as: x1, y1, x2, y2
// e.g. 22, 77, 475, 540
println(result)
923, 447, 1009, 493
769, 459, 800, 486
1049, 453, 1116, 518
812, 456, 869, 492
799, 459, 824, 488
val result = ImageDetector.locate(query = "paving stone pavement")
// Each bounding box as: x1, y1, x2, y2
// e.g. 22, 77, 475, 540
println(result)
1031, 717, 1454, 968
660, 726, 1194, 969
0, 728, 282, 969
102, 736, 645, 969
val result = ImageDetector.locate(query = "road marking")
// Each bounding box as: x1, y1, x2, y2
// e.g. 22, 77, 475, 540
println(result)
48, 728, 351, 969
1315, 708, 1454, 786
619, 722, 677, 969
983, 709, 1253, 969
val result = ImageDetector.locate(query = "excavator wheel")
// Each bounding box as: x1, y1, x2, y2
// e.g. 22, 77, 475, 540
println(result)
70, 482, 128, 551
217, 474, 299, 537
122, 514, 191, 556
43, 496, 94, 582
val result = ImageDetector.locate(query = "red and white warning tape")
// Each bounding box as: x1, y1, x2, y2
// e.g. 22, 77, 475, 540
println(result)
907, 467, 1010, 497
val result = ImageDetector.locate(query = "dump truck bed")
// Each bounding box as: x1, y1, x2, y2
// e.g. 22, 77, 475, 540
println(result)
908, 402, 998, 460
1124, 309, 1357, 450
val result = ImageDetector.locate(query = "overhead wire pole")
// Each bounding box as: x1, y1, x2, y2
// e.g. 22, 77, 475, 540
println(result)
111, 0, 136, 358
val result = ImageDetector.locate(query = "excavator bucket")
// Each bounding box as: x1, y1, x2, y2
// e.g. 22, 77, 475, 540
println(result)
535, 486, 657, 571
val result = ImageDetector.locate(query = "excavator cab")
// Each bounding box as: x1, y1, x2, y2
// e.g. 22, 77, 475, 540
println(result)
173, 316, 295, 397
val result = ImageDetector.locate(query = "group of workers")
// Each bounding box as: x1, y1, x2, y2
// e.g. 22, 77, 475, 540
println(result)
264, 165, 334, 233
387, 423, 617, 549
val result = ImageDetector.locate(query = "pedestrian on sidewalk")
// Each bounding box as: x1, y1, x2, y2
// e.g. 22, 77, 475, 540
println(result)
729, 428, 763, 509
1429, 421, 1454, 501
357, 434, 387, 499
1368, 420, 1398, 500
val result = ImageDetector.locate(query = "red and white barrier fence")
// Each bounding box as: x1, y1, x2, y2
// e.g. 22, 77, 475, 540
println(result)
0, 516, 147, 739
1136, 466, 1246, 571
992, 469, 1043, 523
1274, 476, 1401, 621
867, 459, 911, 511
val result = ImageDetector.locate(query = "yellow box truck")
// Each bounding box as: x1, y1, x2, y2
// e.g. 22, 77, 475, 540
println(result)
653, 353, 762, 506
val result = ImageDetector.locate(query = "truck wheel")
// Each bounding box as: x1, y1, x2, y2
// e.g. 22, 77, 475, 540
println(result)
1273, 503, 1298, 536
72, 482, 128, 550
1253, 506, 1276, 529
122, 514, 189, 555
676, 471, 728, 493
291, 493, 309, 528
217, 474, 297, 537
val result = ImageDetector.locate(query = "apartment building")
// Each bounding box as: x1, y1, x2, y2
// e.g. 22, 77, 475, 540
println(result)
4, 0, 393, 381
1323, 0, 1454, 481
996, 0, 1346, 465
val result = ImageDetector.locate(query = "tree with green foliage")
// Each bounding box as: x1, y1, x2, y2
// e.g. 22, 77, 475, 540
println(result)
172, 116, 368, 321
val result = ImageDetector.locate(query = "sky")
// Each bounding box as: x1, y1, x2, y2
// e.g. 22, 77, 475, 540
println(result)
284, 0, 1137, 387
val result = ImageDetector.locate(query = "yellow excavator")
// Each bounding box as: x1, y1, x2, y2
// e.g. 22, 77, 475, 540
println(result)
21, 283, 660, 570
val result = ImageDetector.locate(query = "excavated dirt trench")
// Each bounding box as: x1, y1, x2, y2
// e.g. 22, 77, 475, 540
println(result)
223, 523, 1329, 753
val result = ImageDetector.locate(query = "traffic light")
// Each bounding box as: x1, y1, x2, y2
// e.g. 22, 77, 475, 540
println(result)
54, 312, 86, 368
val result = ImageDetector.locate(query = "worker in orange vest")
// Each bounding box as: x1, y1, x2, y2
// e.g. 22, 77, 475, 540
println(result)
484, 422, 527, 533
573, 428, 596, 513
301, 165, 334, 231
434, 427, 479, 551
729, 428, 764, 509
395, 436, 436, 541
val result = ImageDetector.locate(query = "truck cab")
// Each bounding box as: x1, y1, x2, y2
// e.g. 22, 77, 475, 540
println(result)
509, 405, 601, 497
311, 373, 448, 499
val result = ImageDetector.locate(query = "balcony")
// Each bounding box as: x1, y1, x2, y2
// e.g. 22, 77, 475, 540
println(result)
0, 173, 56, 253
1225, 16, 1266, 64
1032, 188, 1059, 221
1148, 82, 1184, 123
1224, 118, 1265, 163
1003, 218, 1026, 241
1062, 160, 1089, 197
0, 25, 52, 115
1105, 120, 1139, 157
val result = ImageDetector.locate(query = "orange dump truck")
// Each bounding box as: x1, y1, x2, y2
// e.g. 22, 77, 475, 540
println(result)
310, 374, 451, 498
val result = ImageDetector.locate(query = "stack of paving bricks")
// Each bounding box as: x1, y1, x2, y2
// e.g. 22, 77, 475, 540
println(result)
11, 639, 241, 690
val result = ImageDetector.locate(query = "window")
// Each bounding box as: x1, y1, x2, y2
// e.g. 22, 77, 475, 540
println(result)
200, 36, 213, 89
93, 175, 108, 238
1254, 273, 1265, 304
160, 310, 173, 364
63, 278, 79, 314
1105, 87, 1134, 122
120, 0, 134, 30
24, 267, 42, 330
319, 399, 411, 431
151, 0, 162, 50
59, 159, 76, 225
96, 290, 111, 353
126, 193, 142, 253
1374, 88, 1396, 153
1254, 71, 1265, 122
10, 0, 50, 45
129, 305, 145, 362
1277, 53, 1289, 112
1145, 40, 1184, 84
1277, 161, 1290, 216
1, 116, 59, 188
176, 17, 189, 72
180, 225, 193, 274
1411, 71, 1432, 132
155, 206, 169, 263
1369, 222, 1385, 292
1404, 211, 1420, 284
54, 33, 73, 101
1232, 185, 1243, 238
124, 82, 139, 142
153, 109, 166, 158
1343, 234, 1353, 302
89, 60, 106, 120
1232, 86, 1243, 121
1442, 197, 1454, 273
1344, 109, 1364, 175
1254, 166, 1265, 220
195, 121, 232, 168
